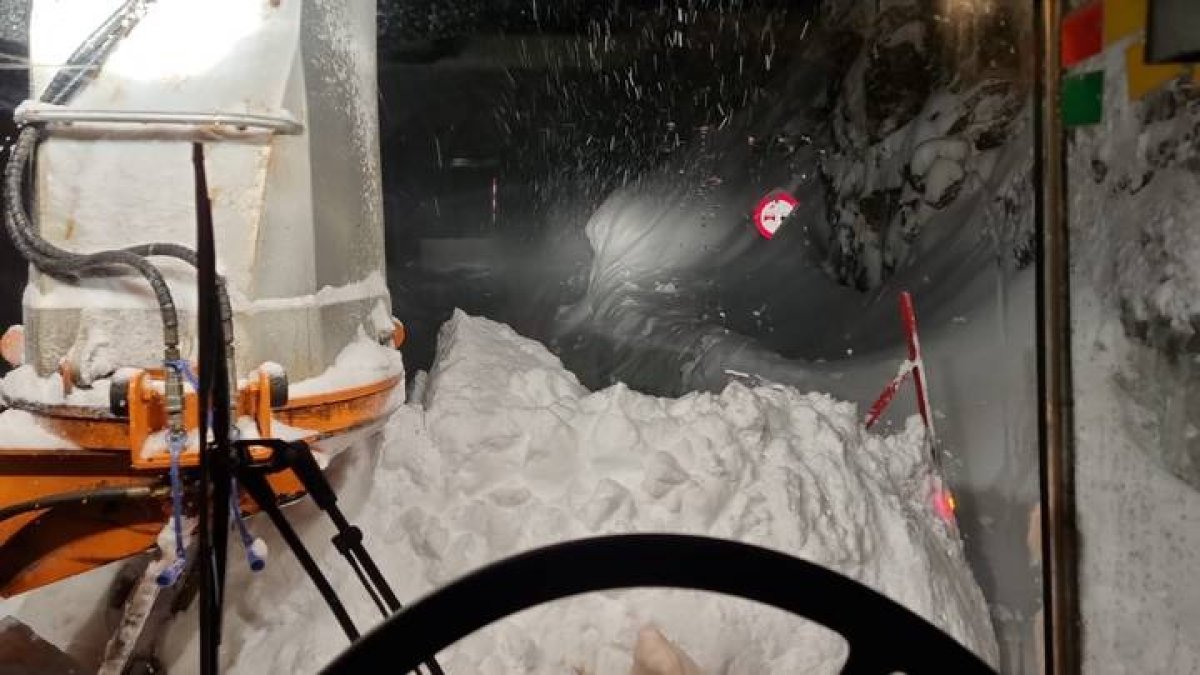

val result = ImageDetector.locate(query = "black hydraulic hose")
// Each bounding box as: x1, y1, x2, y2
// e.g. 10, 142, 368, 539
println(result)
125, 243, 236, 346
125, 242, 240, 400
7, 0, 195, 376
40, 0, 153, 106
11, 0, 243, 393
4, 126, 182, 356
0, 484, 169, 525
4, 129, 239, 385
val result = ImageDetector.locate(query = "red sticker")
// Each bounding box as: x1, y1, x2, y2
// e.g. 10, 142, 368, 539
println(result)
752, 190, 799, 240
1062, 1, 1103, 68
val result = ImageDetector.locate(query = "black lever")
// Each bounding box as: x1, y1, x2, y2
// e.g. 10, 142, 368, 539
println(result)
232, 437, 445, 675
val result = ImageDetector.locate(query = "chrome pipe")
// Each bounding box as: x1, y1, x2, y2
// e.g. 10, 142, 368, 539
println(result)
15, 103, 304, 135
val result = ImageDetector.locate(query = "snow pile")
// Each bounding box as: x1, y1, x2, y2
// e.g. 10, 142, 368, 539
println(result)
166, 310, 996, 673
1072, 78, 1200, 345
0, 409, 80, 449
1065, 33, 1200, 673
287, 329, 405, 398
0, 363, 120, 407
1065, 41, 1200, 491
0, 329, 403, 409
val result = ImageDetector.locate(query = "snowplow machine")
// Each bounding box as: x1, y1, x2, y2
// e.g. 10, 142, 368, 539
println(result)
0, 0, 403, 605
0, 2, 1011, 674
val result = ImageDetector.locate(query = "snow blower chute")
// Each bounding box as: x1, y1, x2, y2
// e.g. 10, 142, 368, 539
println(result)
0, 0, 402, 604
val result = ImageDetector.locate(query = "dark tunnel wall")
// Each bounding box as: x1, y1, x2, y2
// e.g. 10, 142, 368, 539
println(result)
376, 0, 1034, 392
379, 0, 826, 384
0, 19, 29, 373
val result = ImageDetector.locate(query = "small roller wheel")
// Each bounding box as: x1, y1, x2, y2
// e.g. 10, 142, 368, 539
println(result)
0, 324, 23, 367
391, 317, 406, 349
110, 377, 131, 416
268, 370, 288, 408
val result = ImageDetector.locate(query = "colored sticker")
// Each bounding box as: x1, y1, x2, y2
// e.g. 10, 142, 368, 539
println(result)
752, 190, 798, 240
1104, 0, 1146, 45
1062, 71, 1105, 127
1062, 1, 1104, 68
1125, 40, 1186, 100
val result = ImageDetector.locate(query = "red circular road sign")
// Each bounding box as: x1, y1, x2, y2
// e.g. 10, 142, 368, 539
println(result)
753, 190, 799, 240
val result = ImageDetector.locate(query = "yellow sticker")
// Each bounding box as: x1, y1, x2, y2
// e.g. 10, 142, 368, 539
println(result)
1125, 40, 1186, 100
1104, 0, 1147, 45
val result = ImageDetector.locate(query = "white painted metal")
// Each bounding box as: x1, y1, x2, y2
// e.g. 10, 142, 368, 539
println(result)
23, 0, 390, 382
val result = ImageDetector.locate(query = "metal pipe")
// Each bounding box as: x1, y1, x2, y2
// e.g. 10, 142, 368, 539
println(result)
16, 104, 304, 136
1032, 0, 1080, 673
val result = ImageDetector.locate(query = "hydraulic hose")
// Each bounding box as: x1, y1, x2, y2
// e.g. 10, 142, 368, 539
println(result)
4, 126, 182, 358
40, 0, 154, 106
0, 484, 169, 525
4, 128, 244, 428
125, 242, 240, 405
10, 0, 245, 403
9, 0, 243, 424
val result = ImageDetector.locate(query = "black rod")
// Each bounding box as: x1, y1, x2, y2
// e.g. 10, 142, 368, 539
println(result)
193, 141, 218, 675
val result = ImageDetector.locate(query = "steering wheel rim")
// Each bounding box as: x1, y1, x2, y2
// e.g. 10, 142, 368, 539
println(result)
320, 534, 995, 674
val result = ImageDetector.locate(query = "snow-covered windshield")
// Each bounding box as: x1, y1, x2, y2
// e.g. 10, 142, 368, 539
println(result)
377, 1, 1042, 672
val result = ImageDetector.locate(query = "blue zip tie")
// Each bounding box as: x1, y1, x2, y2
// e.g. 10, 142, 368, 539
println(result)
161, 360, 266, 575
156, 428, 189, 586
230, 478, 267, 572
164, 358, 201, 393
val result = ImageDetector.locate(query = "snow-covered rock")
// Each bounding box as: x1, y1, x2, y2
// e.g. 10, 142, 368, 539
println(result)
1066, 42, 1200, 493
1066, 31, 1200, 675
817, 0, 1029, 289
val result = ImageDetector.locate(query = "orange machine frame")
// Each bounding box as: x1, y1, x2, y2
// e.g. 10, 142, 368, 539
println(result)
0, 329, 406, 597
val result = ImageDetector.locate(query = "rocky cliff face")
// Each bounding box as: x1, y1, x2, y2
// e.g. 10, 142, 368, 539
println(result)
1069, 61, 1200, 490
815, 0, 1032, 290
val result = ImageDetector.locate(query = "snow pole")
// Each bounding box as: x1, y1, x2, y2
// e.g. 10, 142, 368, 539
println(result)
862, 292, 937, 450
863, 359, 915, 430
899, 292, 955, 525
862, 291, 955, 526
899, 292, 938, 451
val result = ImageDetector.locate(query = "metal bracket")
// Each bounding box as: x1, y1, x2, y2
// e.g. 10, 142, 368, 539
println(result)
15, 101, 304, 135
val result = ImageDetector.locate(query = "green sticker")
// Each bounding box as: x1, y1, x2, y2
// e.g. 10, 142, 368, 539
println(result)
1062, 70, 1104, 126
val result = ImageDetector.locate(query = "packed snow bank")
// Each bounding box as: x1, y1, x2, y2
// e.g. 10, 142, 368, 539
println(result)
287, 330, 406, 397
162, 310, 995, 673
1065, 34, 1200, 673
0, 408, 80, 449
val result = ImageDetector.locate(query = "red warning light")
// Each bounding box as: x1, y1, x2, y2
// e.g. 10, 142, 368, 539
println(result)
933, 486, 957, 526
752, 190, 799, 240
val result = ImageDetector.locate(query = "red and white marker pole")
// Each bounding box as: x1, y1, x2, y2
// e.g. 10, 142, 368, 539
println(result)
863, 291, 932, 440
899, 291, 938, 451
863, 291, 955, 526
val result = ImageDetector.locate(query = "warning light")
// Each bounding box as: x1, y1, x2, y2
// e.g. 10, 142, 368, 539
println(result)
752, 190, 799, 240
933, 486, 957, 526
